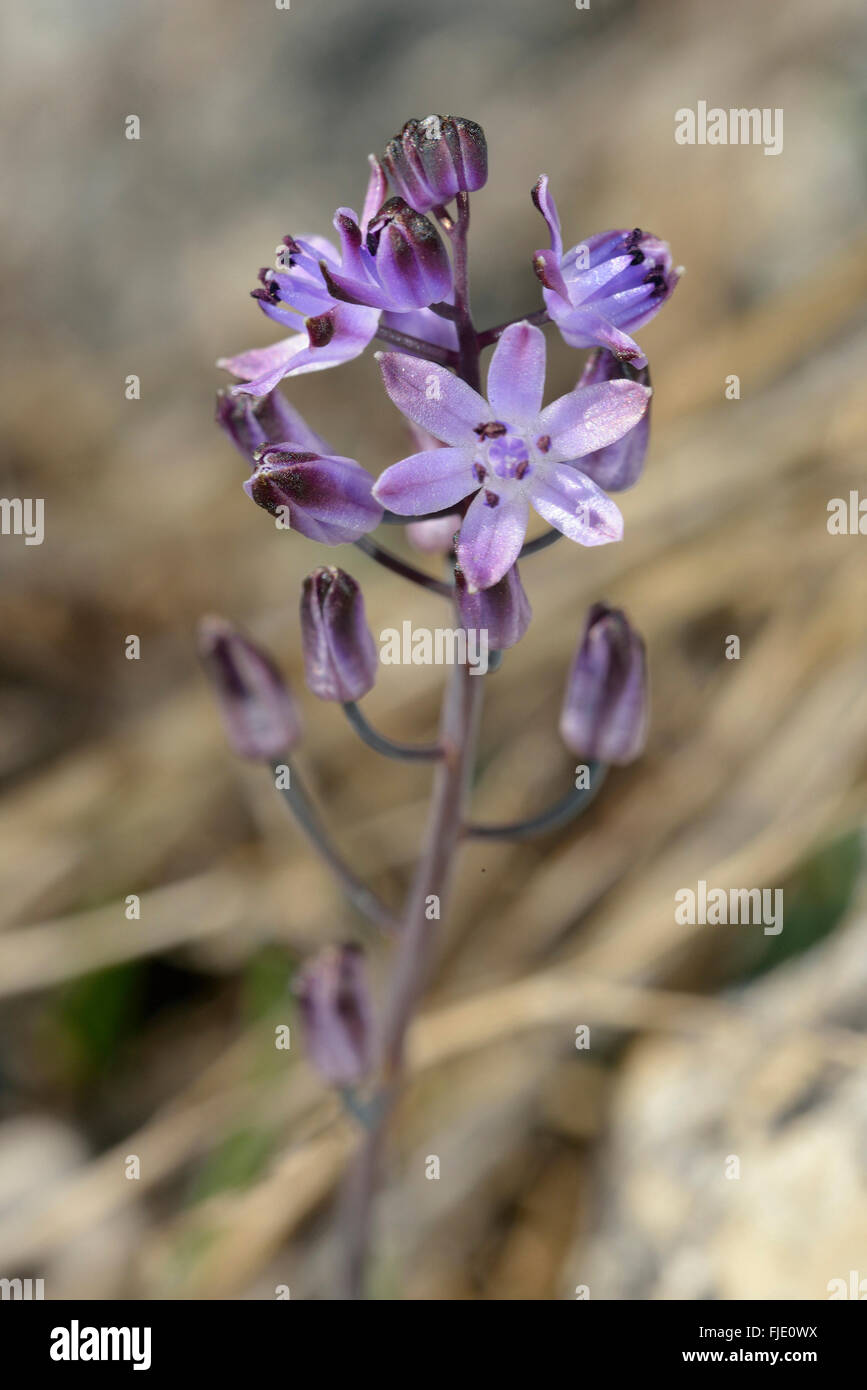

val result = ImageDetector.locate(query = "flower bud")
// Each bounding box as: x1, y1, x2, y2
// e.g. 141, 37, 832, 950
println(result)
455, 562, 532, 651
300, 567, 378, 702
323, 198, 452, 312
198, 616, 301, 760
383, 115, 488, 213
559, 604, 648, 764
245, 446, 383, 544
575, 351, 651, 492
296, 944, 375, 1086
215, 388, 329, 469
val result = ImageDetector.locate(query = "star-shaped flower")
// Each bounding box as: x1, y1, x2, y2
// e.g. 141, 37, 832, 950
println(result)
372, 321, 651, 590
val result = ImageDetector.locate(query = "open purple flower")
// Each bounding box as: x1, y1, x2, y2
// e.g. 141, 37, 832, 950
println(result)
532, 176, 680, 368
218, 159, 451, 396
372, 321, 650, 590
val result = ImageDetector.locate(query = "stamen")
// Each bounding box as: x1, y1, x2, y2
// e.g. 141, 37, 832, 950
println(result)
536, 434, 551, 453
307, 313, 336, 347
483, 489, 500, 507
474, 421, 507, 438
473, 462, 487, 482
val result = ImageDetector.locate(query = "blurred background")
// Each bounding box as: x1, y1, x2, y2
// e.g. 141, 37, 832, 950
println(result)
1, 0, 866, 1300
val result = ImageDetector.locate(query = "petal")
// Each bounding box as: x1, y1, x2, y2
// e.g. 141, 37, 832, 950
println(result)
361, 155, 389, 232
539, 379, 651, 462
486, 321, 547, 424
225, 304, 380, 395
531, 175, 563, 260
547, 300, 647, 366
372, 447, 475, 515
377, 352, 487, 446
561, 253, 636, 306
321, 260, 395, 312
456, 488, 529, 591
532, 247, 571, 302
527, 465, 623, 546
218, 333, 311, 396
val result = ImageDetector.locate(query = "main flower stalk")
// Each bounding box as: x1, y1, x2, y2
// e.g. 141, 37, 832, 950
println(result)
339, 207, 485, 1298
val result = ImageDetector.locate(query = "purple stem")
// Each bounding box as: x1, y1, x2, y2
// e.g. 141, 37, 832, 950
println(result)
339, 198, 485, 1296
373, 323, 458, 368
443, 193, 481, 393
340, 658, 484, 1297
353, 535, 453, 599
476, 308, 549, 350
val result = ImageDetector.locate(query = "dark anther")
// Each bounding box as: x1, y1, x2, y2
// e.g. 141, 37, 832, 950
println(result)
307, 313, 335, 348
536, 434, 551, 453
473, 462, 487, 482
483, 489, 500, 507
515, 460, 529, 480
625, 228, 642, 249
473, 421, 507, 438
629, 250, 644, 266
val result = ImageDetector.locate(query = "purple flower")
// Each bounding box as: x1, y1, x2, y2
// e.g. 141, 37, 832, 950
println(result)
245, 444, 382, 545
215, 387, 330, 469
559, 603, 648, 764
576, 351, 651, 492
300, 567, 378, 702
296, 944, 375, 1086
198, 616, 301, 760
320, 197, 451, 312
383, 116, 488, 214
456, 562, 531, 650
218, 159, 451, 396
371, 321, 650, 590
532, 176, 680, 368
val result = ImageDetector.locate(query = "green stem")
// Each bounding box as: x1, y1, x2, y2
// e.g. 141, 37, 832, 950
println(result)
273, 762, 398, 934
343, 702, 444, 763
464, 764, 608, 840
